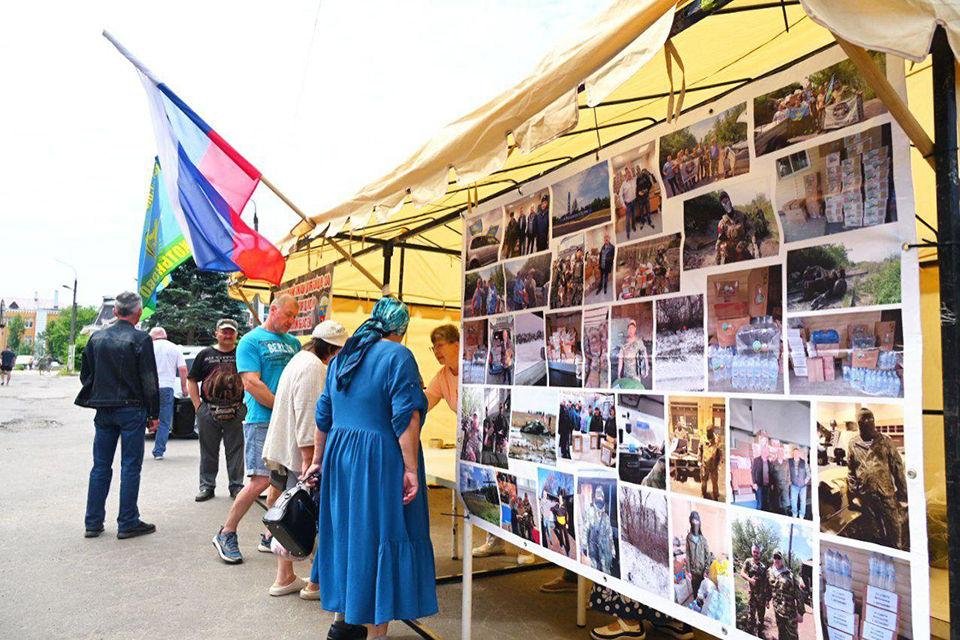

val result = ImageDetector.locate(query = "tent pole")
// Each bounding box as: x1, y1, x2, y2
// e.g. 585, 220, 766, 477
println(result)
930, 25, 960, 640
234, 287, 261, 326
259, 175, 385, 291
398, 244, 406, 302
382, 243, 394, 296
833, 36, 936, 170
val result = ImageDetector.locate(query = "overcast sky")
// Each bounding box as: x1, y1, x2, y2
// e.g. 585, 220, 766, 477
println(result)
1, 0, 609, 307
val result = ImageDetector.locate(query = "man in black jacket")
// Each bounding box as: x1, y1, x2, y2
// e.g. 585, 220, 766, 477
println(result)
76, 292, 160, 540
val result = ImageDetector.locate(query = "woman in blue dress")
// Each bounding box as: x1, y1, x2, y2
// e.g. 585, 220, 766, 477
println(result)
305, 297, 438, 639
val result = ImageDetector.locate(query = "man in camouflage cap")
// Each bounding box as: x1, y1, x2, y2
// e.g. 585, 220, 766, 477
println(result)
767, 550, 804, 640
739, 543, 770, 637
846, 407, 908, 549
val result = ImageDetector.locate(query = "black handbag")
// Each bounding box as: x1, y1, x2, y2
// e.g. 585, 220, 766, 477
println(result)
262, 481, 318, 559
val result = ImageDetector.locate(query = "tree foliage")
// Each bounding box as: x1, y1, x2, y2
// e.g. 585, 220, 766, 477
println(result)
657, 294, 704, 333
808, 53, 885, 101
786, 245, 851, 278
142, 259, 249, 345
860, 258, 901, 305
6, 314, 25, 352
731, 517, 804, 575
38, 307, 98, 366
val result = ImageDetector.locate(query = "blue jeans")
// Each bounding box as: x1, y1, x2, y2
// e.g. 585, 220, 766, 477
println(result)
85, 407, 147, 531
790, 485, 807, 518
153, 387, 175, 457
755, 485, 766, 511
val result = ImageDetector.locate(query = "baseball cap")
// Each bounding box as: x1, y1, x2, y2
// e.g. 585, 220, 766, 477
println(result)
216, 318, 239, 332
312, 320, 348, 347
772, 551, 783, 559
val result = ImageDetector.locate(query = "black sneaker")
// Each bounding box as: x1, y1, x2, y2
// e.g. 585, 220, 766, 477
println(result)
117, 521, 157, 539
196, 489, 215, 502
229, 487, 242, 499
327, 620, 367, 640
84, 526, 104, 538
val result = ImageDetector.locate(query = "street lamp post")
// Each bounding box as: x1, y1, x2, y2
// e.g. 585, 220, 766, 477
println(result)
56, 260, 78, 371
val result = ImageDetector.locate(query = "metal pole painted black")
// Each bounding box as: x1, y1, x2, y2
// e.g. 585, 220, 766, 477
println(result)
382, 242, 394, 295
931, 25, 960, 639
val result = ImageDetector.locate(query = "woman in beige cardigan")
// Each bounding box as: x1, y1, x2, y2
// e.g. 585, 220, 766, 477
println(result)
262, 320, 347, 599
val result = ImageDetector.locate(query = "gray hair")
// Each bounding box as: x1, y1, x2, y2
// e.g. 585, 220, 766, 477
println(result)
149, 327, 167, 339
115, 292, 143, 318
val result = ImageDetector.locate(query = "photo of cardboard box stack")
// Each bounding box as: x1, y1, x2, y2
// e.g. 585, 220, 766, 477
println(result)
841, 152, 863, 228
824, 150, 844, 223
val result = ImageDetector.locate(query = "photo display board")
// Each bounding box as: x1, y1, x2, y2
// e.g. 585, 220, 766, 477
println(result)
274, 264, 334, 337
456, 48, 928, 640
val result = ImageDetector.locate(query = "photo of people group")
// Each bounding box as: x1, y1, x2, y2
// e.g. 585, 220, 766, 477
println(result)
817, 402, 909, 551
659, 103, 749, 197
754, 53, 888, 157
456, 48, 923, 640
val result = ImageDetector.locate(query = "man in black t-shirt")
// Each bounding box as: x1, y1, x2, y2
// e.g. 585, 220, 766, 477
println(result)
0, 348, 16, 385
188, 319, 246, 502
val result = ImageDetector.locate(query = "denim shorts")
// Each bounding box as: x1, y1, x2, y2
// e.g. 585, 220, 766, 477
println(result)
243, 423, 270, 477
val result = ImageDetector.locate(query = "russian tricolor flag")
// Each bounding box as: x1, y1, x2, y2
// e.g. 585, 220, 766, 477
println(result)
105, 31, 285, 285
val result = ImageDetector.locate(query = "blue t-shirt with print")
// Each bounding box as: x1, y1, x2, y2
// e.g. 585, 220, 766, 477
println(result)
236, 326, 301, 425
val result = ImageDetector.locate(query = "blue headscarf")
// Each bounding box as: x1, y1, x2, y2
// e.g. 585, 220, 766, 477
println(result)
333, 297, 411, 391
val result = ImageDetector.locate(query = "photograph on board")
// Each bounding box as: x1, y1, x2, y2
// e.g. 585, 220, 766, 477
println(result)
611, 139, 663, 242
655, 294, 706, 392
577, 471, 620, 578
729, 398, 813, 520
550, 233, 585, 309
538, 467, 577, 559
546, 310, 582, 388
480, 387, 511, 469
706, 265, 784, 394
786, 227, 902, 312
610, 302, 654, 390
786, 308, 903, 398
584, 224, 617, 306
550, 160, 612, 238
618, 484, 670, 598
504, 253, 551, 312
509, 387, 558, 465
616, 393, 666, 489
671, 498, 733, 624
818, 540, 914, 640
682, 178, 780, 270
582, 306, 610, 388
817, 402, 909, 551
774, 123, 898, 243
487, 315, 515, 385
668, 396, 726, 503
462, 319, 488, 384
659, 103, 749, 198
464, 264, 505, 319
753, 53, 888, 157
459, 463, 500, 526
514, 311, 547, 386
558, 391, 616, 468
498, 472, 540, 545
459, 386, 484, 463
614, 233, 682, 301
464, 207, 504, 271
502, 188, 550, 259
497, 472, 519, 533
733, 513, 815, 640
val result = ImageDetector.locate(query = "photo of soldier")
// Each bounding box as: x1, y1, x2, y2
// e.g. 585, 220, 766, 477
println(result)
504, 253, 551, 312
486, 315, 515, 385
614, 233, 682, 300
729, 398, 812, 520
461, 319, 488, 384
463, 263, 506, 319
582, 306, 609, 388
499, 472, 540, 546
459, 386, 485, 463
465, 207, 505, 270
733, 513, 815, 640
501, 188, 550, 259
682, 179, 780, 270
583, 224, 616, 306
550, 233, 585, 309
538, 467, 577, 559
668, 396, 727, 502
671, 498, 733, 624
611, 140, 663, 243
616, 393, 666, 489
576, 472, 620, 578
610, 302, 654, 390
817, 402, 909, 551
480, 388, 511, 469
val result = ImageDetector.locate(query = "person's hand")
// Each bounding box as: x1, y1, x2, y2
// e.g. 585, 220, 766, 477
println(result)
402, 467, 419, 505
147, 419, 159, 433
301, 462, 321, 487
748, 577, 757, 586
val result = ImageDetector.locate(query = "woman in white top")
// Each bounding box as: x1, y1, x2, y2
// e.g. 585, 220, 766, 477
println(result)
262, 320, 347, 599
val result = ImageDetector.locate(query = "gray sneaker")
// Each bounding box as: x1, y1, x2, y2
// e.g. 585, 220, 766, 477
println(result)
213, 527, 243, 564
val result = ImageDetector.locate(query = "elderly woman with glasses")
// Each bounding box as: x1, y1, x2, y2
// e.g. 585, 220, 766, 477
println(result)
425, 324, 460, 414
304, 297, 437, 639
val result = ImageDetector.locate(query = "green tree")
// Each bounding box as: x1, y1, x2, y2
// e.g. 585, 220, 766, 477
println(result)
709, 103, 748, 148
659, 128, 698, 167
38, 307, 98, 366
808, 53, 885, 101
143, 259, 248, 345
6, 314, 25, 352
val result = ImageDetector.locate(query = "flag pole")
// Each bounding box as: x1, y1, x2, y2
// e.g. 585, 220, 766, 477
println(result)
258, 175, 385, 291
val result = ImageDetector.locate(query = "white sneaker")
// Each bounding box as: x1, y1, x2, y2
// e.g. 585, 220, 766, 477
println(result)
517, 551, 536, 565
472, 537, 506, 557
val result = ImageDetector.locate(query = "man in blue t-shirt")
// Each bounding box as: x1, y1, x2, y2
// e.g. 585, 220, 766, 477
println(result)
213, 294, 300, 565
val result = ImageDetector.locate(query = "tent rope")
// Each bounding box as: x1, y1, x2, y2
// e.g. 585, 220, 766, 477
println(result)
664, 39, 687, 124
